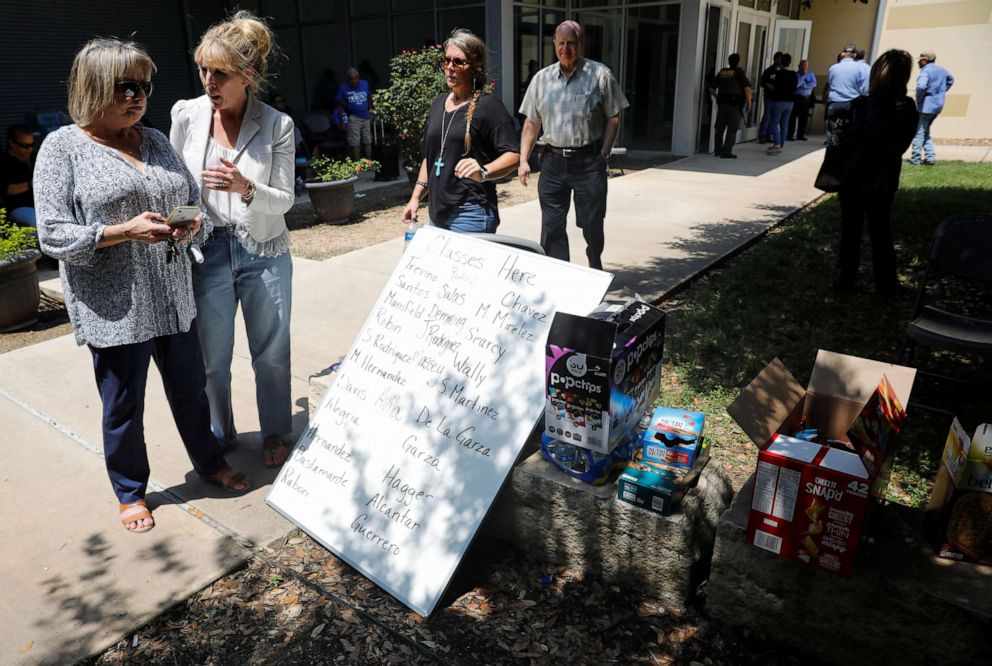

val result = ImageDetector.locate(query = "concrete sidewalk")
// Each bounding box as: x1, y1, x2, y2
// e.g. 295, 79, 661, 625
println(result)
4, 138, 831, 663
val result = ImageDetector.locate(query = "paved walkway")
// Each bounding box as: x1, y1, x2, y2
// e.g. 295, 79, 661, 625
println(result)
0, 137, 906, 663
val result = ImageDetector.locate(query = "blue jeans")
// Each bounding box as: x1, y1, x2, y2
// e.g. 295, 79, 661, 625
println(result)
89, 323, 227, 504
9, 207, 36, 227
910, 112, 938, 164
429, 202, 496, 233
538, 151, 608, 269
766, 100, 794, 147
193, 227, 293, 444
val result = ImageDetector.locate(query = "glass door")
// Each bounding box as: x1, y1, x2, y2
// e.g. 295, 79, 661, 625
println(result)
772, 19, 812, 62
697, 4, 728, 153
620, 4, 681, 151
735, 11, 769, 141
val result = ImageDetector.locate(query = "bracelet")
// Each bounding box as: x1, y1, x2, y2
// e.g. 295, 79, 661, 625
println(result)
416, 180, 429, 189
241, 180, 256, 205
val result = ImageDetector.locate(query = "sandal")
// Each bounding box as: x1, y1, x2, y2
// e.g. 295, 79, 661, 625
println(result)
203, 466, 252, 492
263, 436, 291, 468
120, 500, 155, 534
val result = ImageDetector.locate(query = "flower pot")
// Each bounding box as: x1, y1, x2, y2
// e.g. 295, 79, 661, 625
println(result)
305, 177, 358, 224
0, 249, 41, 332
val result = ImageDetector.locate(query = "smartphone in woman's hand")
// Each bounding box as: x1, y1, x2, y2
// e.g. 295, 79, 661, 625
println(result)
165, 205, 200, 228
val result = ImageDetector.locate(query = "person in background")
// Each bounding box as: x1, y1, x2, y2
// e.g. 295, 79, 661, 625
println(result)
402, 29, 519, 234
1, 123, 36, 227
337, 67, 373, 160
757, 52, 783, 144
909, 50, 954, 166
823, 43, 869, 139
833, 49, 919, 296
708, 53, 752, 159
764, 53, 797, 155
788, 59, 816, 141
171, 11, 296, 468
518, 20, 628, 269
34, 37, 252, 534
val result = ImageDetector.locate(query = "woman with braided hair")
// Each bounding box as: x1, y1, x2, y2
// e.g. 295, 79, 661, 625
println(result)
402, 29, 519, 233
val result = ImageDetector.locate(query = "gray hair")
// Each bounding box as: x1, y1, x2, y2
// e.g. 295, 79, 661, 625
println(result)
67, 38, 156, 127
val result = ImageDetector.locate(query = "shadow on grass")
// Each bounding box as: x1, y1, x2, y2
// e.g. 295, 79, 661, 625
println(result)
656, 162, 992, 504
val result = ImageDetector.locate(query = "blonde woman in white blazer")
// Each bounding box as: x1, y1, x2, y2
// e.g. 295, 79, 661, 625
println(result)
171, 11, 295, 468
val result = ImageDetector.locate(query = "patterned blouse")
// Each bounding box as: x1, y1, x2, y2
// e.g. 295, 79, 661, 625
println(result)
34, 124, 206, 348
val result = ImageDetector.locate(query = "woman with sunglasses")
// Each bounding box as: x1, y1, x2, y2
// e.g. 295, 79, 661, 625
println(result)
33, 37, 252, 534
401, 29, 519, 233
170, 11, 296, 468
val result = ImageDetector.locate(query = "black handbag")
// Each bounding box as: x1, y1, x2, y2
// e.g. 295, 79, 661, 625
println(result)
814, 144, 848, 192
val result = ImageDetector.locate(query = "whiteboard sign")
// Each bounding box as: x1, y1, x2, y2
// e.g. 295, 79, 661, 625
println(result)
267, 227, 612, 616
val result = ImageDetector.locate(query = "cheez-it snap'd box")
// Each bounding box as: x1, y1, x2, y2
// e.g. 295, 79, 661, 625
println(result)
727, 350, 916, 577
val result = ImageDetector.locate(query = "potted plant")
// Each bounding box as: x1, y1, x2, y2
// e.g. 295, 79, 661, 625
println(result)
0, 207, 42, 331
372, 45, 448, 185
305, 157, 379, 224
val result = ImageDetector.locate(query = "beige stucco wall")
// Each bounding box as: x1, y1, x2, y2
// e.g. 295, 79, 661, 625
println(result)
876, 0, 991, 139
804, 0, 991, 139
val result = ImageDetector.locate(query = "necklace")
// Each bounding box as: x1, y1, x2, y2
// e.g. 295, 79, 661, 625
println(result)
435, 103, 465, 177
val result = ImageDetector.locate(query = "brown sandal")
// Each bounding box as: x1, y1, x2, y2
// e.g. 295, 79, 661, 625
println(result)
263, 436, 290, 468
120, 500, 155, 534
203, 466, 252, 492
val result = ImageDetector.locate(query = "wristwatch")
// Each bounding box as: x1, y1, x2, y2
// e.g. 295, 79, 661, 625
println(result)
479, 165, 489, 181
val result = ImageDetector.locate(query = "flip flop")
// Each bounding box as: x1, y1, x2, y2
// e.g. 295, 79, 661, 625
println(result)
263, 436, 290, 468
203, 466, 252, 492
120, 500, 155, 534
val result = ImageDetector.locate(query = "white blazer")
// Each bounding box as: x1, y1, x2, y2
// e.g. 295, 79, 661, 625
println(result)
170, 94, 295, 244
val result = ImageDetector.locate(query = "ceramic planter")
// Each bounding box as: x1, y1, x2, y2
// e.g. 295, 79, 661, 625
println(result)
0, 249, 41, 332
305, 177, 358, 224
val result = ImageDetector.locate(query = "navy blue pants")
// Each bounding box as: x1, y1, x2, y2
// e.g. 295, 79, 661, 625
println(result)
90, 322, 227, 505
538, 151, 608, 269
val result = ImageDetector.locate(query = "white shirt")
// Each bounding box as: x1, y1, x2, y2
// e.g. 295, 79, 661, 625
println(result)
201, 137, 237, 228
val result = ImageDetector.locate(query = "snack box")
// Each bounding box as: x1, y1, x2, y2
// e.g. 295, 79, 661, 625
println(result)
642, 406, 705, 469
617, 441, 710, 516
545, 300, 665, 454
928, 419, 992, 566
540, 432, 636, 485
727, 350, 916, 577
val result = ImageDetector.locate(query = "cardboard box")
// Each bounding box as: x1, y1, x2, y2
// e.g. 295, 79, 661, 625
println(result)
642, 406, 705, 469
727, 350, 916, 577
617, 442, 709, 516
928, 419, 992, 566
545, 300, 665, 454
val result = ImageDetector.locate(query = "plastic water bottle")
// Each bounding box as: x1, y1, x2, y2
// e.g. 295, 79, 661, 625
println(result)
404, 220, 417, 252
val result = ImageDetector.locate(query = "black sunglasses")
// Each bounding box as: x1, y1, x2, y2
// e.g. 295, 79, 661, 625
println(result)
116, 80, 153, 99
442, 56, 470, 69
11, 138, 35, 149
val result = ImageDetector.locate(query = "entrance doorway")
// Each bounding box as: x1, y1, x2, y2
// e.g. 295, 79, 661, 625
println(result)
696, 4, 729, 153
735, 11, 769, 141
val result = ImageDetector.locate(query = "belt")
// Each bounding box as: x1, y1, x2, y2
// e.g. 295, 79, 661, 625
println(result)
544, 143, 597, 158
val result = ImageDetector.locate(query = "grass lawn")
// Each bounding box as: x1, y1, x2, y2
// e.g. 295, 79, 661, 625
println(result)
657, 161, 992, 506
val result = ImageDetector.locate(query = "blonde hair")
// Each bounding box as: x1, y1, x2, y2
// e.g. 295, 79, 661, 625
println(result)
194, 10, 274, 94
67, 38, 156, 126
444, 29, 488, 156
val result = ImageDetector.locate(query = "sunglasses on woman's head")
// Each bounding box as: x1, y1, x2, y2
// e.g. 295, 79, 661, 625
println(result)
442, 56, 470, 69
116, 80, 153, 99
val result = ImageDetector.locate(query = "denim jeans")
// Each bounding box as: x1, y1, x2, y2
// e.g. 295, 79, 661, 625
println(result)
538, 151, 608, 269
910, 112, 938, 164
825, 101, 851, 142
766, 100, 794, 147
192, 226, 293, 444
89, 323, 227, 504
9, 207, 36, 227
429, 202, 497, 233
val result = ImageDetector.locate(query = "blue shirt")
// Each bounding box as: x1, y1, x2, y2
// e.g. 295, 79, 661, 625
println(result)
827, 58, 868, 103
916, 63, 954, 115
795, 70, 817, 97
336, 80, 371, 119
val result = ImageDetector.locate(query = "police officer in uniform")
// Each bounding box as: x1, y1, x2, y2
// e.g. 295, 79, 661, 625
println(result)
708, 53, 752, 159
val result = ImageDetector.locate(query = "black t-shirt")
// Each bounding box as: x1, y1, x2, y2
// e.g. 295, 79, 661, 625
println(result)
421, 93, 519, 227
766, 68, 798, 101
0, 151, 34, 210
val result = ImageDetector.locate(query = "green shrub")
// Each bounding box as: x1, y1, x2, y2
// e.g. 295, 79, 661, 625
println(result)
0, 208, 38, 262
372, 46, 448, 170
309, 157, 380, 183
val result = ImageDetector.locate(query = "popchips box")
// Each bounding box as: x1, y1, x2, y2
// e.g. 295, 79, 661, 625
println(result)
727, 350, 916, 577
545, 301, 665, 454
642, 406, 705, 469
928, 419, 992, 566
